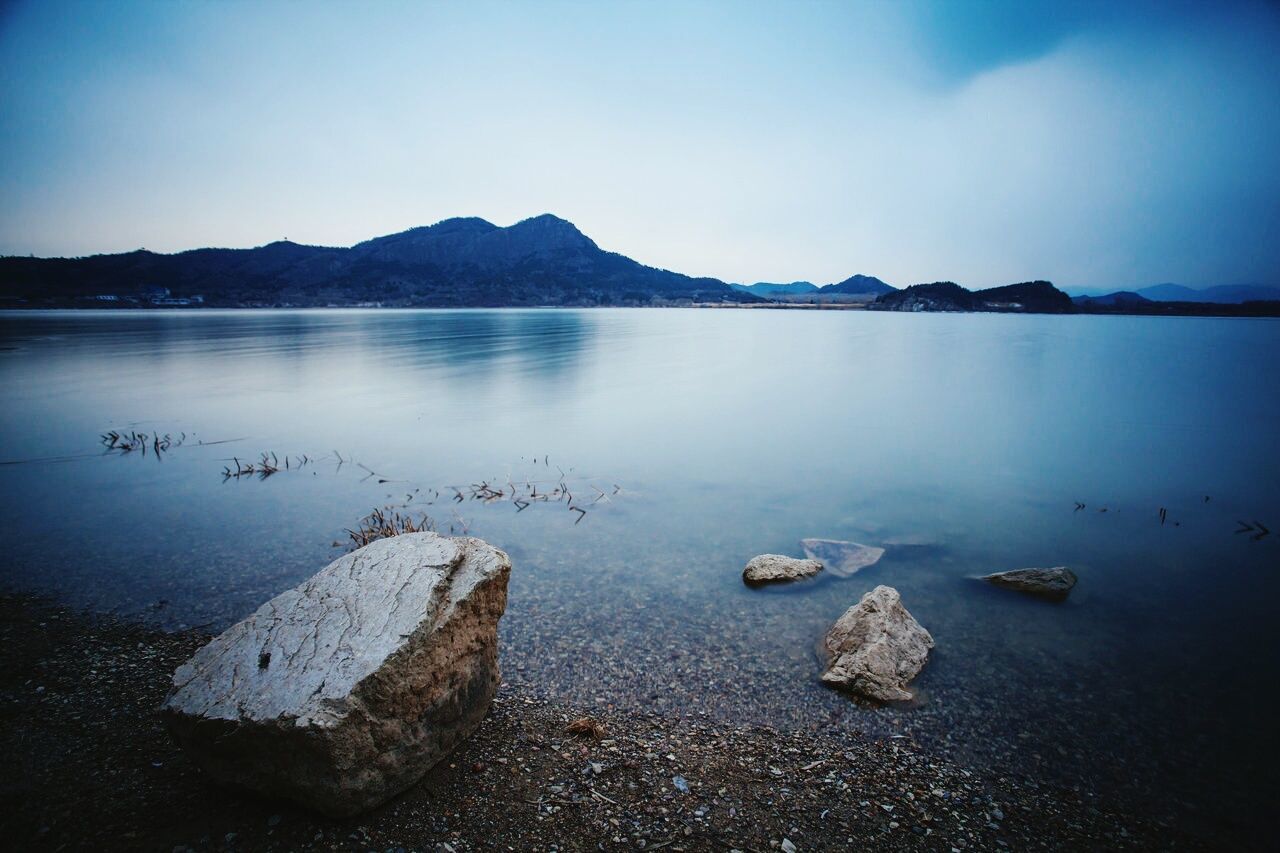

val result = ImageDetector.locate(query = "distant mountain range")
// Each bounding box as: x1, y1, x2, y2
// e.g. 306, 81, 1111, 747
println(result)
1066, 283, 1280, 304
730, 274, 894, 298
0, 214, 762, 308
2, 216, 1276, 316
730, 281, 819, 296
871, 280, 1279, 316
1071, 290, 1151, 308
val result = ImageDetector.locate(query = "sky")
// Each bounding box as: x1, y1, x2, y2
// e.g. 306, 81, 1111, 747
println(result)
1, 0, 1278, 289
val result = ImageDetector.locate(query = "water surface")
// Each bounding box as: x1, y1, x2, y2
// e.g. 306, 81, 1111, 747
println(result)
2, 308, 1277, 842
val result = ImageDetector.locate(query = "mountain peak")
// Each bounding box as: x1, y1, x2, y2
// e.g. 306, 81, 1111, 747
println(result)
516, 212, 575, 227
821, 273, 894, 295
503, 213, 597, 252
431, 216, 497, 231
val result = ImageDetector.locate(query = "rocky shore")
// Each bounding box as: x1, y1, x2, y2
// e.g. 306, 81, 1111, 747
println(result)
0, 594, 1195, 851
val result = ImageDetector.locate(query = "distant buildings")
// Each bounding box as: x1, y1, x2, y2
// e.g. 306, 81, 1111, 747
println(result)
80, 290, 205, 306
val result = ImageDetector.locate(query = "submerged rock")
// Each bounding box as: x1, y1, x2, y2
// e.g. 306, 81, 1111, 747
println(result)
162, 532, 511, 816
743, 554, 823, 586
981, 567, 1077, 600
821, 585, 933, 702
801, 538, 885, 578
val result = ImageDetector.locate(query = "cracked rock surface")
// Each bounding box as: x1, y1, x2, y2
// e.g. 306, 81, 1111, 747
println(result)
821, 585, 934, 702
162, 532, 510, 816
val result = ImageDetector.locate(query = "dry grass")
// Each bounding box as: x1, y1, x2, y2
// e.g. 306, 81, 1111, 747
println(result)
345, 506, 436, 550
222, 452, 311, 480
101, 429, 185, 456
565, 716, 606, 740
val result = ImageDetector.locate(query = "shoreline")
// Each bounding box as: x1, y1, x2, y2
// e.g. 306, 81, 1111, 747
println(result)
0, 593, 1194, 851
4, 302, 1279, 317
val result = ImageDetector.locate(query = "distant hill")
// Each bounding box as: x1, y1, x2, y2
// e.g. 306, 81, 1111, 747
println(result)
1136, 283, 1280, 303
1072, 291, 1151, 307
0, 214, 762, 308
731, 274, 893, 298
730, 273, 895, 303
729, 281, 820, 296
871, 280, 1073, 313
819, 274, 895, 295
6, 222, 1275, 315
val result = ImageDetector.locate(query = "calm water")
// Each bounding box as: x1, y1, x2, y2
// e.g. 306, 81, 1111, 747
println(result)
2, 309, 1278, 841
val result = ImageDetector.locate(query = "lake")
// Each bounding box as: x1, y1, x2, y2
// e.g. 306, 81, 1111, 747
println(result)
2, 308, 1278, 842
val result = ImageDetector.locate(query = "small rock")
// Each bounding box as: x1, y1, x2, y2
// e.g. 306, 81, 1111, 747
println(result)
820, 585, 934, 702
980, 567, 1077, 600
743, 554, 823, 586
781, 839, 798, 853
673, 775, 690, 793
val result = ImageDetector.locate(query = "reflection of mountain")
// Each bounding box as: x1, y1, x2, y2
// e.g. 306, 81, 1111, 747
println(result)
356, 310, 594, 386
0, 215, 760, 308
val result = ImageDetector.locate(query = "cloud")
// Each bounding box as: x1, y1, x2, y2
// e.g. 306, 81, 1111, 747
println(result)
1, 0, 1278, 288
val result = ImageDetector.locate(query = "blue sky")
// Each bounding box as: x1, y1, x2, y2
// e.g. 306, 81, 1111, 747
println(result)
1, 0, 1278, 288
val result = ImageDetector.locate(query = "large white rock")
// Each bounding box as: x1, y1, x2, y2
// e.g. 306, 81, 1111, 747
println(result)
821, 585, 933, 702
801, 538, 885, 578
743, 554, 823, 586
981, 566, 1077, 600
162, 532, 511, 815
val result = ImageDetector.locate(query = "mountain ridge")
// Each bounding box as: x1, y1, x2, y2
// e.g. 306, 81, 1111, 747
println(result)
4, 218, 1277, 315
821, 274, 894, 295
870, 280, 1075, 313
0, 215, 762, 308
730, 273, 894, 299
1066, 282, 1280, 303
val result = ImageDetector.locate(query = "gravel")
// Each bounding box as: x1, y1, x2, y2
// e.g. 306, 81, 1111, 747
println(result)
0, 594, 1198, 851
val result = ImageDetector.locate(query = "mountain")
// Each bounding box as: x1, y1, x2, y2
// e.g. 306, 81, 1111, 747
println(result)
973, 281, 1075, 312
1072, 290, 1151, 307
870, 281, 971, 311
1136, 283, 1280, 303
819, 274, 895, 295
870, 280, 1074, 313
729, 281, 820, 296
729, 274, 895, 301
0, 214, 762, 308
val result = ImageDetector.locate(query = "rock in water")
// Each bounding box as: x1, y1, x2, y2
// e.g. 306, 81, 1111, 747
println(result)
801, 538, 885, 578
821, 585, 933, 702
981, 566, 1077, 600
162, 532, 511, 816
743, 554, 823, 586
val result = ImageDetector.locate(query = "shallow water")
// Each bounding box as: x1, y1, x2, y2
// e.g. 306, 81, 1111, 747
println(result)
2, 308, 1278, 840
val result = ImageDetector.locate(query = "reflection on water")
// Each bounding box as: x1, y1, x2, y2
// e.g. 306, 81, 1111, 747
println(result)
1, 308, 1278, 843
